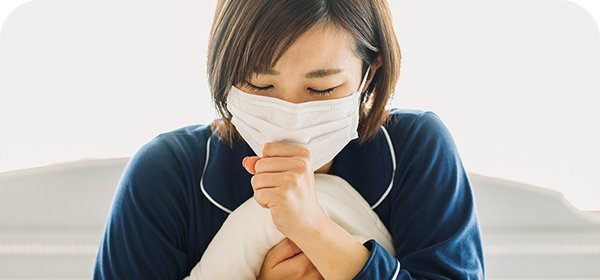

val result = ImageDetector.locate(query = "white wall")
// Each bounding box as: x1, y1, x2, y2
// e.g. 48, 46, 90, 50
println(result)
1, 0, 599, 211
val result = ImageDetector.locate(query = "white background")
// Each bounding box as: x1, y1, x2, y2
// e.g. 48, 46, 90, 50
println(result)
1, 0, 599, 211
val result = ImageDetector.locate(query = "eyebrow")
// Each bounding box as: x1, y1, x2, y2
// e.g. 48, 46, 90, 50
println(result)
305, 68, 344, 79
253, 68, 344, 78
254, 68, 280, 75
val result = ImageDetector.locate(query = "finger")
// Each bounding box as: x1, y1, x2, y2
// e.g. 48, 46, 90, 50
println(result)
262, 142, 312, 159
253, 188, 276, 209
281, 252, 323, 279
251, 173, 287, 209
253, 157, 310, 174
242, 156, 261, 174
290, 252, 318, 276
251, 172, 297, 191
264, 238, 302, 268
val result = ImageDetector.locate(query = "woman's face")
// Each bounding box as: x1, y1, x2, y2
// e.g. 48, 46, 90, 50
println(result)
236, 24, 365, 104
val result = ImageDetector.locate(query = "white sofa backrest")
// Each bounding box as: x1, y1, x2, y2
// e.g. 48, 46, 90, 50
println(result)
0, 158, 129, 228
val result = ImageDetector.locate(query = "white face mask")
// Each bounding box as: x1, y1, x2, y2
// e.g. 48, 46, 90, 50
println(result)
227, 68, 370, 171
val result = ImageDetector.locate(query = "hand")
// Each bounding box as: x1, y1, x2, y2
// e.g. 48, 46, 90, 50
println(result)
245, 143, 371, 280
242, 142, 327, 237
257, 238, 324, 280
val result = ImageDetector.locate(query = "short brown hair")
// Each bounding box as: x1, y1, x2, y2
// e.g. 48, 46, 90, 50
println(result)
208, 0, 401, 145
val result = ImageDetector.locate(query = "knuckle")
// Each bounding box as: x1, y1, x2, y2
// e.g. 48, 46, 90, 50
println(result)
282, 239, 294, 253
262, 142, 274, 155
253, 159, 262, 172
297, 147, 311, 158
282, 172, 299, 186
250, 175, 260, 188
252, 189, 261, 200
253, 191, 269, 208
253, 159, 266, 173
291, 158, 302, 169
295, 158, 310, 173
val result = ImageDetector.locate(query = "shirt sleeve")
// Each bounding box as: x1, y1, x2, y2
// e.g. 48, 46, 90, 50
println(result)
354, 111, 485, 279
93, 135, 193, 280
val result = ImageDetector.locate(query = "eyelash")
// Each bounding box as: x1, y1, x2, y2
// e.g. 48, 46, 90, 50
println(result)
308, 88, 334, 96
244, 83, 272, 92
244, 82, 335, 96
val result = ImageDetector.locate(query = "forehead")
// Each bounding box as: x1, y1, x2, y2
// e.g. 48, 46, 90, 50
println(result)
268, 24, 361, 73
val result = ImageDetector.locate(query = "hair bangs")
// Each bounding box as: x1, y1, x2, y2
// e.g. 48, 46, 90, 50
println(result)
235, 1, 328, 86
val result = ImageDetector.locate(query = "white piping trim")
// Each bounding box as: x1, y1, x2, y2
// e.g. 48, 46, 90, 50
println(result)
201, 127, 395, 213
200, 137, 233, 214
371, 126, 396, 209
391, 259, 400, 280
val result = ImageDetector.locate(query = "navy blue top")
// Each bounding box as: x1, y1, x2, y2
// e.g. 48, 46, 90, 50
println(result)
93, 109, 484, 279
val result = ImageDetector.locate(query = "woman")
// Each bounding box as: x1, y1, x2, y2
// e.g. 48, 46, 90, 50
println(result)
94, 0, 484, 279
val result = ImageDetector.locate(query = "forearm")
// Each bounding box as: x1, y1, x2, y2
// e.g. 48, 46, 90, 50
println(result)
289, 215, 370, 280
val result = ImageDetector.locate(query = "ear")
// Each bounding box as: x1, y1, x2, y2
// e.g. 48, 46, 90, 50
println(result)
364, 55, 383, 91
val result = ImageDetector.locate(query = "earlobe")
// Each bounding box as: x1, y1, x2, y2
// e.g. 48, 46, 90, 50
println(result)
364, 55, 383, 90
369, 55, 383, 80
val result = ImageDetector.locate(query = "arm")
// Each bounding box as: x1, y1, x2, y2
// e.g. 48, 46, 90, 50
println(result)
93, 136, 193, 280
354, 111, 484, 279
290, 213, 371, 280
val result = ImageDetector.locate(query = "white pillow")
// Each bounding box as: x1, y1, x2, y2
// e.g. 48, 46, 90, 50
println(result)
185, 173, 395, 280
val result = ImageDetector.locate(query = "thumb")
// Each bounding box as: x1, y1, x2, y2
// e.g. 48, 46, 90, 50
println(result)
242, 156, 261, 174
264, 238, 302, 267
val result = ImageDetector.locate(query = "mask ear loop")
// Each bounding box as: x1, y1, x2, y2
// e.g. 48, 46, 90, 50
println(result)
357, 66, 372, 94
357, 66, 372, 110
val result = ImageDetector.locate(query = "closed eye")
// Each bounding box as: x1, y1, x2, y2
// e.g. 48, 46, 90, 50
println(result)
308, 87, 335, 96
244, 82, 273, 92
308, 83, 343, 96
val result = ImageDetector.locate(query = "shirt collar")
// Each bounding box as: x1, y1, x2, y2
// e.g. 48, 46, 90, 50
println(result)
332, 127, 395, 208
201, 127, 394, 213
